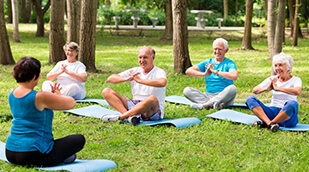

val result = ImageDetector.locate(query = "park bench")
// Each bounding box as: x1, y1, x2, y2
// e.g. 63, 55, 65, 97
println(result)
125, 9, 146, 28
113, 16, 121, 28
195, 17, 208, 29
216, 18, 223, 29
190, 10, 213, 29
150, 17, 158, 28
131, 16, 140, 28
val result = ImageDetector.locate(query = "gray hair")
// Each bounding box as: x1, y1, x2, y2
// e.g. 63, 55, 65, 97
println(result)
272, 52, 294, 73
63, 42, 80, 52
213, 38, 228, 50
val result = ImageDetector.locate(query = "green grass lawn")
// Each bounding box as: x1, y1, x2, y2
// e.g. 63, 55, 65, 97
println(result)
1, 24, 309, 171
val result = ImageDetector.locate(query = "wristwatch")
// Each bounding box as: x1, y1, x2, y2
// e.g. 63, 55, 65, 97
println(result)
215, 70, 219, 75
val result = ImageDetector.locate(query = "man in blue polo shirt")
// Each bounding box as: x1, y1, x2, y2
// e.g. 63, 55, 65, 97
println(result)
183, 38, 238, 110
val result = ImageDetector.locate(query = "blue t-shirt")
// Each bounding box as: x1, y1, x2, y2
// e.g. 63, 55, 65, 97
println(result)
6, 90, 54, 153
197, 57, 237, 93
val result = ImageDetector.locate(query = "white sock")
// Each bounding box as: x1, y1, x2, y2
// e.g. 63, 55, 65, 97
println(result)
190, 103, 204, 109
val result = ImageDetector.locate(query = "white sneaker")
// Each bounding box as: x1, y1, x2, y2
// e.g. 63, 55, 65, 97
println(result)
213, 102, 224, 110
190, 103, 204, 109
100, 114, 120, 122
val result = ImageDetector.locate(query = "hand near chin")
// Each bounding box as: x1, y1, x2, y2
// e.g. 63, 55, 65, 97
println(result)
271, 77, 279, 90
205, 63, 214, 76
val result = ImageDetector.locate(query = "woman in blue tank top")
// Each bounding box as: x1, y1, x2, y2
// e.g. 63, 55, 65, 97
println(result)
5, 57, 85, 167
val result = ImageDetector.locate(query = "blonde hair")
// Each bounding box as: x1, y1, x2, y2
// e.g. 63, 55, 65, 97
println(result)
272, 52, 294, 73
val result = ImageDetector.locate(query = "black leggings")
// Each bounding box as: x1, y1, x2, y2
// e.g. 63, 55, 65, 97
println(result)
6, 134, 85, 167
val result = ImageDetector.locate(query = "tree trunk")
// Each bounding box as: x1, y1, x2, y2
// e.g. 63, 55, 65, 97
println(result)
292, 0, 300, 46
12, 0, 20, 42
265, 0, 268, 19
172, 0, 191, 74
288, 0, 295, 37
304, 0, 308, 27
31, 0, 51, 37
223, 0, 228, 18
79, 0, 97, 72
273, 0, 286, 55
7, 0, 12, 23
241, 0, 254, 50
20, 0, 32, 23
267, 0, 277, 60
0, 0, 15, 65
161, 0, 173, 40
235, 0, 238, 26
49, 0, 66, 64
67, 0, 81, 43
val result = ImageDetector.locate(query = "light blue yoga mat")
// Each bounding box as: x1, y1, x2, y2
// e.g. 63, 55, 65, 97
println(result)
76, 98, 110, 107
205, 109, 309, 131
165, 95, 248, 108
0, 141, 117, 172
65, 105, 201, 129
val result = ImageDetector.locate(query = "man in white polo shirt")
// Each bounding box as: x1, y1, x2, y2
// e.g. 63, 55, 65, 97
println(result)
101, 47, 167, 125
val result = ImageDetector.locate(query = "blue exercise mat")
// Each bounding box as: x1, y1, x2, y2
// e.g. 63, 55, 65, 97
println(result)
205, 109, 309, 131
76, 98, 110, 107
0, 141, 117, 172
64, 105, 201, 129
165, 95, 248, 108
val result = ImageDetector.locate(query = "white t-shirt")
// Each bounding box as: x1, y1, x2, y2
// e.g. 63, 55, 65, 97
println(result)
119, 66, 166, 118
257, 75, 302, 108
49, 60, 87, 89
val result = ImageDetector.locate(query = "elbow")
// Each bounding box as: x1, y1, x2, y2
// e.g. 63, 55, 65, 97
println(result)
232, 76, 238, 81
185, 67, 193, 75
294, 88, 302, 96
46, 75, 53, 81
65, 97, 76, 110
106, 75, 119, 84
106, 77, 114, 84
161, 79, 167, 87
82, 77, 87, 83
68, 98, 76, 109
232, 74, 238, 80
295, 91, 301, 96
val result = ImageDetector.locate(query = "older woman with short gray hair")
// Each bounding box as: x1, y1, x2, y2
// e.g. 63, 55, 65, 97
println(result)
245, 52, 302, 132
42, 42, 87, 100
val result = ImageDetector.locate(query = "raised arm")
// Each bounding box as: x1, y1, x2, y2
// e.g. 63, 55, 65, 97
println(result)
186, 65, 210, 77
35, 83, 76, 111
107, 74, 131, 84
46, 71, 62, 81
65, 71, 87, 82
271, 77, 302, 95
133, 77, 167, 87
62, 64, 87, 82
252, 86, 271, 94
36, 92, 76, 111
210, 68, 238, 80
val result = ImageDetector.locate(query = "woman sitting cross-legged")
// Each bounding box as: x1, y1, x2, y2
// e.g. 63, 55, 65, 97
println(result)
5, 57, 85, 167
42, 42, 87, 100
245, 52, 302, 132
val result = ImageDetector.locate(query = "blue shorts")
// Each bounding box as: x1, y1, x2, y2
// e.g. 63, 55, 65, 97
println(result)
126, 98, 162, 121
245, 95, 298, 127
